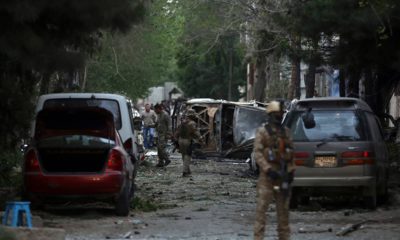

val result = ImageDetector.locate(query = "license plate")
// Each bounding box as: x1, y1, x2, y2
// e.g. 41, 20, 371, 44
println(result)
314, 156, 337, 167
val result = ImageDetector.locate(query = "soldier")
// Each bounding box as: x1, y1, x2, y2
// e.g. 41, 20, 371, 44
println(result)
154, 103, 172, 167
253, 100, 295, 240
174, 109, 203, 177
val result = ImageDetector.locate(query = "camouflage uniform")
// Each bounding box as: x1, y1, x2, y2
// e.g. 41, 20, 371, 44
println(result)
174, 112, 202, 176
253, 123, 295, 240
155, 109, 172, 166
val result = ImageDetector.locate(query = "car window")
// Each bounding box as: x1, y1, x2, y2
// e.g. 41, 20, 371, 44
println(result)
366, 112, 384, 142
233, 107, 268, 145
43, 99, 122, 130
286, 110, 368, 142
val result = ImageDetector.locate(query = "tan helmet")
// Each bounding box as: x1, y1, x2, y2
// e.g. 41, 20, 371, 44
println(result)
266, 101, 281, 113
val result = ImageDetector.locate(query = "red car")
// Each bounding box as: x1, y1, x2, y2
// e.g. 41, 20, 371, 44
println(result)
23, 107, 134, 216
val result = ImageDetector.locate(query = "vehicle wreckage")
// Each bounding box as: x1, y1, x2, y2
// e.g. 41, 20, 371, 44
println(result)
172, 98, 268, 159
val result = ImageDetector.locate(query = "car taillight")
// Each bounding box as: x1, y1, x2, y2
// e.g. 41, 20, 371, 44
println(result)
25, 149, 40, 172
107, 149, 123, 171
341, 151, 375, 165
294, 152, 309, 166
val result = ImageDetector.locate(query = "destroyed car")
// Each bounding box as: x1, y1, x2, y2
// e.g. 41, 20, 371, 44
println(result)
172, 98, 268, 159
23, 93, 140, 216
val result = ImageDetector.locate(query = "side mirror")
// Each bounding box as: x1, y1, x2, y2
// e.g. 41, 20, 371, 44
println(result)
302, 108, 316, 129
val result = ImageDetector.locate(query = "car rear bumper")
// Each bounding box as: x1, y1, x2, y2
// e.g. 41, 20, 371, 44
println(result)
292, 176, 375, 187
24, 172, 124, 196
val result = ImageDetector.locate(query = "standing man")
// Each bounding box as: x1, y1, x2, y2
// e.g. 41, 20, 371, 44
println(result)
154, 103, 172, 167
141, 103, 157, 149
253, 101, 295, 240
174, 109, 203, 177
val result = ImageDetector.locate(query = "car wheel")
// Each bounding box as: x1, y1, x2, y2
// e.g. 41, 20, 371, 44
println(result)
115, 181, 131, 216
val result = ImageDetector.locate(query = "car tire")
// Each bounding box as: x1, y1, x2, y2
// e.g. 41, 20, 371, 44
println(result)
115, 181, 131, 216
377, 169, 389, 204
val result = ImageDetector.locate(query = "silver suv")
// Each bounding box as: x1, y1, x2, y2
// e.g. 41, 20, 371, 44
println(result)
284, 97, 389, 209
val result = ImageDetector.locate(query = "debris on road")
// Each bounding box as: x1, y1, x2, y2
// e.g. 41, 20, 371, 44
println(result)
336, 220, 369, 236
298, 227, 332, 233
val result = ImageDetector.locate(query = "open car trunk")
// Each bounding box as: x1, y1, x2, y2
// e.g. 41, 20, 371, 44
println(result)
34, 108, 116, 173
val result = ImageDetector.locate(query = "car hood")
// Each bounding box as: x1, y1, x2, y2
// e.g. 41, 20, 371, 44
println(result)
34, 107, 116, 141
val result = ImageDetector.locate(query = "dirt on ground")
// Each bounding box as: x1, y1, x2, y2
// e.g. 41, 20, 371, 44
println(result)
5, 149, 400, 240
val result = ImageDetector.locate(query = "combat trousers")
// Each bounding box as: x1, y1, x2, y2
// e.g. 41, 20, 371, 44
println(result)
157, 134, 169, 165
254, 174, 290, 240
178, 138, 192, 174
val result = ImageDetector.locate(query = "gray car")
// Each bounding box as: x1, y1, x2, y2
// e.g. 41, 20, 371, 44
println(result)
283, 97, 389, 209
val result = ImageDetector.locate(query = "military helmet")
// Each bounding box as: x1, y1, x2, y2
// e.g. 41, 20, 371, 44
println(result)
266, 101, 281, 113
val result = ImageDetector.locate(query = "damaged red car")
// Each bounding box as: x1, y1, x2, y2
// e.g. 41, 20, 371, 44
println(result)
23, 106, 134, 216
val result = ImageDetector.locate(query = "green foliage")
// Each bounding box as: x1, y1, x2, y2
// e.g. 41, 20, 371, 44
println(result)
0, 0, 145, 153
0, 149, 22, 188
86, 0, 183, 100
175, 0, 247, 100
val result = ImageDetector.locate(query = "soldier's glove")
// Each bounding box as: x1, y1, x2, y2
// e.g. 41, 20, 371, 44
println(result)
266, 169, 280, 180
288, 171, 295, 184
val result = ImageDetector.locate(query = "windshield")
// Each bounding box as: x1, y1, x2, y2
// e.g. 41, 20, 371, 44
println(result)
286, 110, 368, 142
43, 99, 121, 130
233, 107, 268, 145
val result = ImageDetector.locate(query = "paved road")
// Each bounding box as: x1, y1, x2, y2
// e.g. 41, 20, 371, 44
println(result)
31, 151, 400, 240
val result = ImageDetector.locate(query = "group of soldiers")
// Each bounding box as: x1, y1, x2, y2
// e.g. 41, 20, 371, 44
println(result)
145, 100, 295, 239
141, 103, 203, 177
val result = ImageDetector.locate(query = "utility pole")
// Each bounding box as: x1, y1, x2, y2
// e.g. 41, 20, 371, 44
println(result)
228, 47, 233, 101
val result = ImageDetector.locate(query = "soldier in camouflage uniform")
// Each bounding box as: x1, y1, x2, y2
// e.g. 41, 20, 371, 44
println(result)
174, 109, 203, 177
154, 103, 172, 167
253, 101, 295, 240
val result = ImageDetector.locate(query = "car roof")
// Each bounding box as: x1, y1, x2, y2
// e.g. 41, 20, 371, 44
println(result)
292, 97, 373, 112
38, 93, 128, 102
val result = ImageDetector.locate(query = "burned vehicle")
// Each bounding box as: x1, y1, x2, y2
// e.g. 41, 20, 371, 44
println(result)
172, 98, 268, 159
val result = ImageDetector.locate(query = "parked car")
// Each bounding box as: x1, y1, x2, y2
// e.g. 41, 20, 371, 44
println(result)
172, 98, 268, 159
283, 97, 389, 209
23, 93, 141, 216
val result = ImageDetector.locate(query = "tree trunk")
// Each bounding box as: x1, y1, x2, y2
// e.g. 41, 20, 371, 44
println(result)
346, 70, 360, 98
305, 62, 316, 98
254, 55, 267, 102
339, 68, 346, 97
39, 72, 51, 94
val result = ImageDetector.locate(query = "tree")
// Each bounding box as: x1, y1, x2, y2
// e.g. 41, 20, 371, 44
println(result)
174, 0, 247, 100
286, 0, 400, 114
0, 0, 145, 150
86, 0, 183, 100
